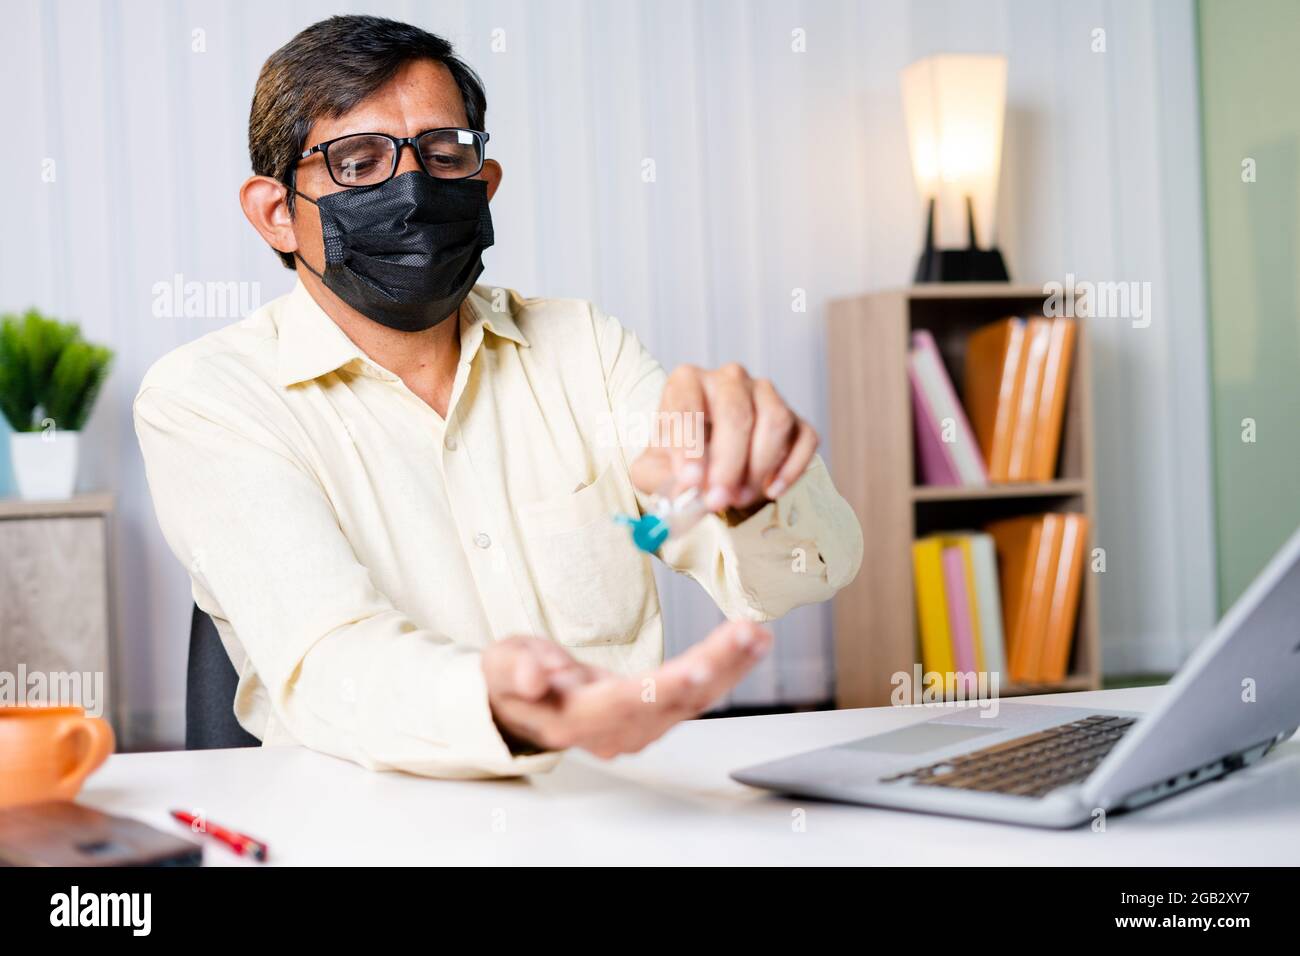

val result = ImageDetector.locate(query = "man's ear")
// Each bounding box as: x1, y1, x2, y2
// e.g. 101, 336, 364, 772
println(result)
481, 159, 503, 201
240, 175, 298, 259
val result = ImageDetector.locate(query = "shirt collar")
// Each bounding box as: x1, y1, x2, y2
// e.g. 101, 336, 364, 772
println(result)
461, 284, 530, 349
275, 280, 371, 387
275, 281, 528, 388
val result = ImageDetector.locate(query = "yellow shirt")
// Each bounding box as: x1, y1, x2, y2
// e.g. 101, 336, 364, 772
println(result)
134, 281, 863, 778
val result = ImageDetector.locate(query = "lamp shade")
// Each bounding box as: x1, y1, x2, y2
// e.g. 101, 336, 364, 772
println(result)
900, 54, 1007, 251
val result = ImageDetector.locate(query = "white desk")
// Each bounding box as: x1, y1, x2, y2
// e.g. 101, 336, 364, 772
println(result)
80, 687, 1300, 865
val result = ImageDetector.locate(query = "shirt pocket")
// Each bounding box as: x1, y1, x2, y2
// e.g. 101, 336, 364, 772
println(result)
517, 464, 653, 646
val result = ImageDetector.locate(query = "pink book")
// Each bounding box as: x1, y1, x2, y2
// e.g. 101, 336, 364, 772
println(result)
942, 545, 977, 674
909, 362, 961, 486
908, 330, 988, 486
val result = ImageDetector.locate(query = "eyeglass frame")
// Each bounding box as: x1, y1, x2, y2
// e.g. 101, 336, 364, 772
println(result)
296, 128, 492, 187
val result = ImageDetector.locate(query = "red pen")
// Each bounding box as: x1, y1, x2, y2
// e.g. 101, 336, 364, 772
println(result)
171, 810, 269, 862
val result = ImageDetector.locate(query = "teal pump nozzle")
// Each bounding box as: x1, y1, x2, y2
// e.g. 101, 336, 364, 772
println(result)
614, 512, 671, 553
614, 487, 710, 554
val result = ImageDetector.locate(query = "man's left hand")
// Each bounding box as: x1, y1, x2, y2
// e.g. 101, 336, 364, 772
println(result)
630, 364, 818, 510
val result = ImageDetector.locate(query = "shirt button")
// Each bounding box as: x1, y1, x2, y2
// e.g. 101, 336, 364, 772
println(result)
788, 506, 799, 527
445, 435, 458, 451
474, 532, 491, 549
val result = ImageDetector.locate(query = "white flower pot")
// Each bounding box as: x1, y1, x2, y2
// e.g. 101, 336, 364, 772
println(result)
10, 430, 80, 500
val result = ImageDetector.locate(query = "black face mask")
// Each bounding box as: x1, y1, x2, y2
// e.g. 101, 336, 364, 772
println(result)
291, 171, 494, 333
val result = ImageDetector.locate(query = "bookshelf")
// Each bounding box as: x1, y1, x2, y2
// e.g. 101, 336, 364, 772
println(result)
826, 284, 1101, 708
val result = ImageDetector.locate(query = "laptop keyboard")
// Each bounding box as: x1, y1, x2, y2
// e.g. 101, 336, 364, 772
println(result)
880, 715, 1137, 798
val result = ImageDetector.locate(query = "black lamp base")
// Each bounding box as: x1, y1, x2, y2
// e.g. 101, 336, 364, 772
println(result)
913, 195, 1010, 283
914, 247, 1010, 283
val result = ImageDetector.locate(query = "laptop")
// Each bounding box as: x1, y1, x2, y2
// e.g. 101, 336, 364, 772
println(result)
732, 523, 1300, 828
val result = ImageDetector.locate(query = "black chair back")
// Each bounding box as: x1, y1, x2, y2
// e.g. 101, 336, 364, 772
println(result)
186, 605, 260, 750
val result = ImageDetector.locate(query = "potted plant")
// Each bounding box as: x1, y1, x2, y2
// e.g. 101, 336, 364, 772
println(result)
0, 310, 114, 500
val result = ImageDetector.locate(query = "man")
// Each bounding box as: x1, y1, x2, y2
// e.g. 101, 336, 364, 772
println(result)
135, 15, 862, 778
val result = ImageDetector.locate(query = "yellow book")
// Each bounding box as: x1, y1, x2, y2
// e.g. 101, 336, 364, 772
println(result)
912, 538, 955, 678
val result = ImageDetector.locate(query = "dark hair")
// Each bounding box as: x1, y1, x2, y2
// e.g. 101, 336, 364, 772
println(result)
248, 15, 487, 269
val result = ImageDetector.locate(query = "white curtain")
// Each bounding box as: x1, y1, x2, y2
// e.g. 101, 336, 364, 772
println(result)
0, 0, 1214, 745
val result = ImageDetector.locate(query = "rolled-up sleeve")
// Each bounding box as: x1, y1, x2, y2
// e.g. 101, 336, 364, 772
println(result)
593, 305, 864, 622
134, 384, 557, 779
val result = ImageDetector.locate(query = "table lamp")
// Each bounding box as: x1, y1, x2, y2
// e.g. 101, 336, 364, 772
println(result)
900, 53, 1010, 282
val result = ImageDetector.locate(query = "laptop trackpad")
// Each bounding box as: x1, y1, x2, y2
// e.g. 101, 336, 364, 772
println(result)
840, 722, 1001, 755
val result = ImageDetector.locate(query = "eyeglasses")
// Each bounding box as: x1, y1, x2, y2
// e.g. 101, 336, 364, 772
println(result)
298, 128, 490, 187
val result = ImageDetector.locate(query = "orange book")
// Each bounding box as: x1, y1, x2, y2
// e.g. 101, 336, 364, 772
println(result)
1006, 319, 1052, 481
1038, 514, 1089, 681
963, 318, 1027, 482
1014, 514, 1063, 682
985, 516, 1041, 669
1029, 319, 1077, 481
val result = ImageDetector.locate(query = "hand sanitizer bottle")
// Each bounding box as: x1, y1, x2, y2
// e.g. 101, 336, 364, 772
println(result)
615, 486, 712, 554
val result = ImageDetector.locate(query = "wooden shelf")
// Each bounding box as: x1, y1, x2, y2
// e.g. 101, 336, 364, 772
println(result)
1000, 675, 1096, 697
911, 480, 1087, 502
0, 492, 115, 520
895, 282, 1052, 300
827, 285, 1101, 708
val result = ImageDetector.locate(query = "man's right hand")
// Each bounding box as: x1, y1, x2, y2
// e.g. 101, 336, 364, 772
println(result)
481, 621, 772, 759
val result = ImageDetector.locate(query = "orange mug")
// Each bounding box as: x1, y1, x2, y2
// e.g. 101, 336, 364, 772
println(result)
0, 705, 115, 809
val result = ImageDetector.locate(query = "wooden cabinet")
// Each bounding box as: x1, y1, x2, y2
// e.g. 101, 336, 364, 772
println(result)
0, 494, 116, 726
